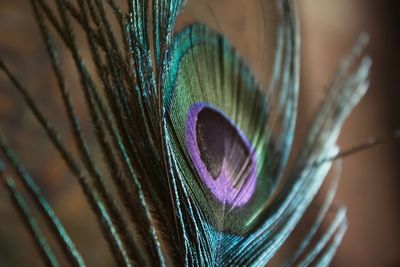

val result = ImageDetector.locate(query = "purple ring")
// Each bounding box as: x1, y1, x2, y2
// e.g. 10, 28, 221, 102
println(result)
185, 102, 257, 207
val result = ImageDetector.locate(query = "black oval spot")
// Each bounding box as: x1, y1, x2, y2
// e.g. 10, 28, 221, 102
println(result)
196, 107, 251, 182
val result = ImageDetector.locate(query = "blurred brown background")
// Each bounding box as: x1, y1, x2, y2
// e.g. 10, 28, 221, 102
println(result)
0, 0, 399, 266
300, 1, 400, 266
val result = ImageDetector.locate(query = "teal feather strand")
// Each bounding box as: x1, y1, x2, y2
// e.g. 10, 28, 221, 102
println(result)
0, 52, 131, 267
47, 5, 156, 258
30, 1, 144, 265
57, 0, 168, 264
0, 137, 85, 267
284, 162, 342, 266
315, 219, 348, 267
298, 207, 347, 266
0, 162, 59, 267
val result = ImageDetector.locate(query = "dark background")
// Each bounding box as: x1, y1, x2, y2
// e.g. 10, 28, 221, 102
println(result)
0, 0, 399, 266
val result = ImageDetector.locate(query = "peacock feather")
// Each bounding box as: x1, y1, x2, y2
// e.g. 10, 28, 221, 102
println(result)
0, 0, 371, 266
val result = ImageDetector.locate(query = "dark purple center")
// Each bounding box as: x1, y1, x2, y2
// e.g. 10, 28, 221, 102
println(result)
185, 103, 257, 207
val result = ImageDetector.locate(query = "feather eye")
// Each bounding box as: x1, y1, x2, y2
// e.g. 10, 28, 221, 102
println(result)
164, 24, 274, 234
0, 0, 371, 266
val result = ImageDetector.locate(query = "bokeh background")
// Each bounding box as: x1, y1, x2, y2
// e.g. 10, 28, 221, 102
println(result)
0, 0, 399, 266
